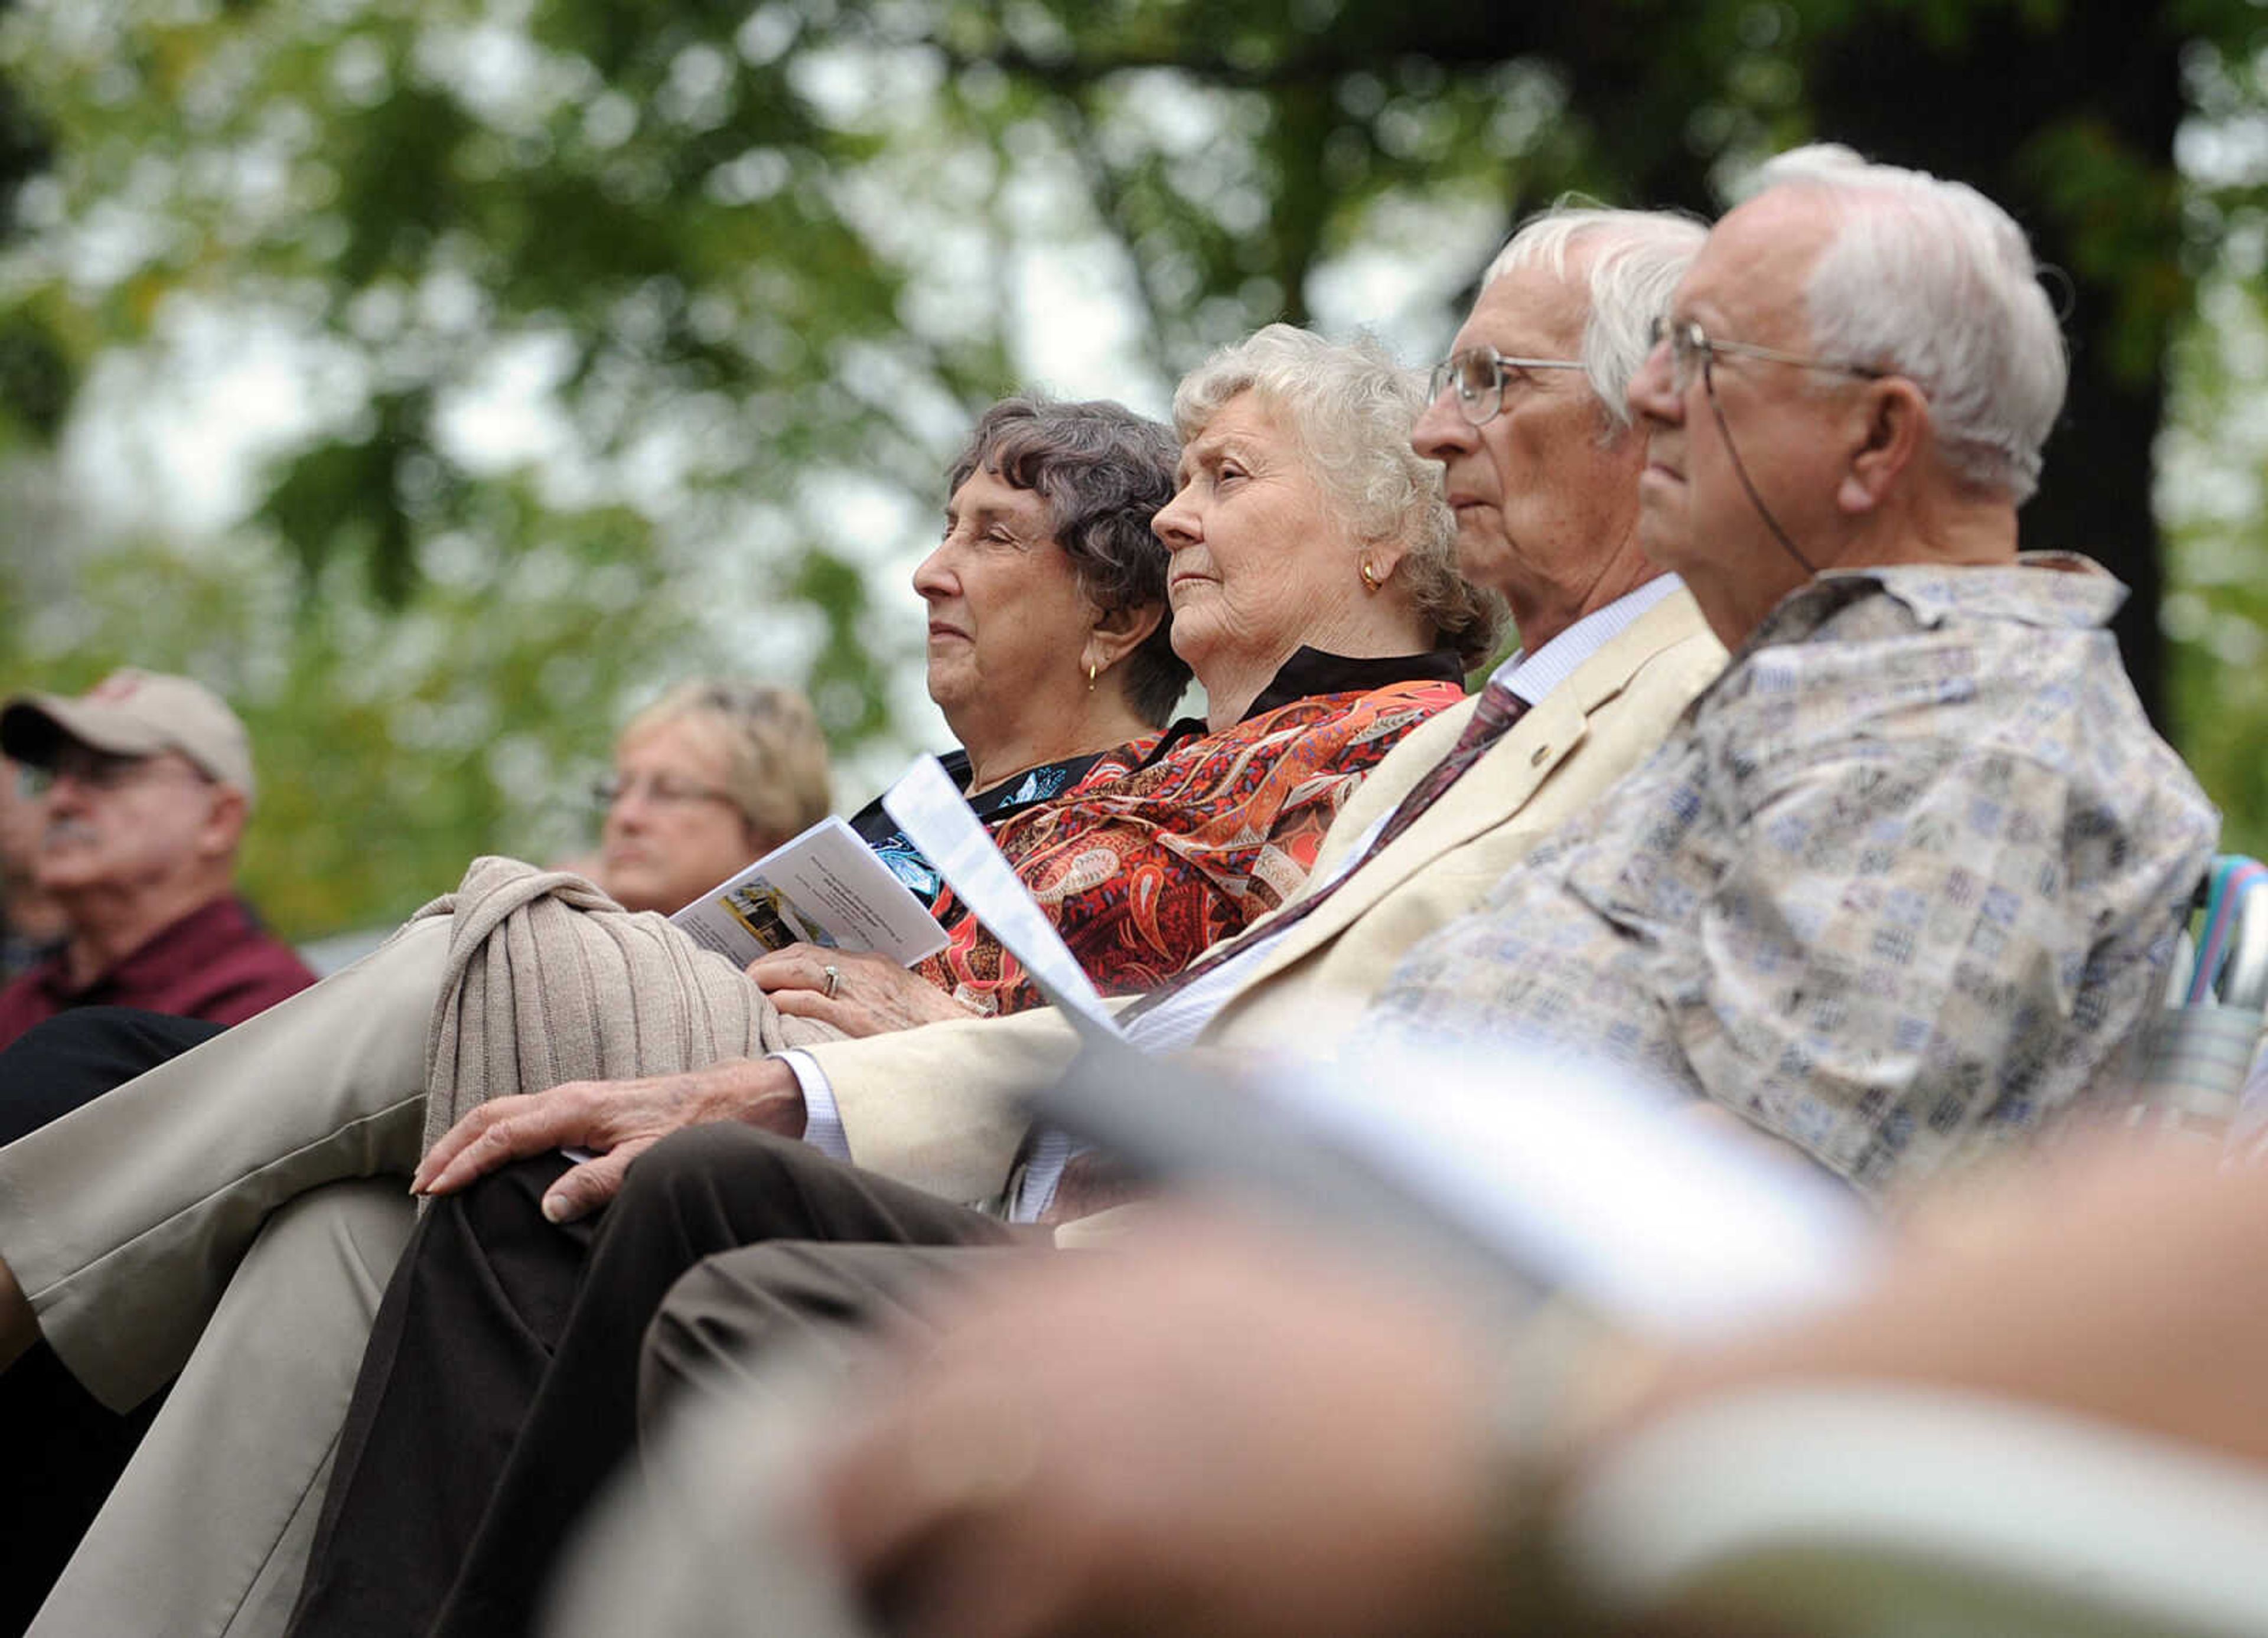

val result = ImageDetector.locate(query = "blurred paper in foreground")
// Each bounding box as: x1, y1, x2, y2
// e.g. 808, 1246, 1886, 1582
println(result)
1045, 1029, 1878, 1344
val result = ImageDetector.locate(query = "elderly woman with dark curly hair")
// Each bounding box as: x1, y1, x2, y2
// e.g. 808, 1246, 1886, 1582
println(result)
770, 329, 1495, 1037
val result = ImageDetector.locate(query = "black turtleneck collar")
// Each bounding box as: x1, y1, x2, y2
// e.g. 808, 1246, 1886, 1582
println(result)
1241, 644, 1465, 720
1141, 644, 1467, 765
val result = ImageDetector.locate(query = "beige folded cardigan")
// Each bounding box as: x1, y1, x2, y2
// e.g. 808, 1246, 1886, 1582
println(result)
402, 856, 843, 1160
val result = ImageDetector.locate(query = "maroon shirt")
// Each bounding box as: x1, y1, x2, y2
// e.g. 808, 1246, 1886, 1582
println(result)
0, 894, 317, 1051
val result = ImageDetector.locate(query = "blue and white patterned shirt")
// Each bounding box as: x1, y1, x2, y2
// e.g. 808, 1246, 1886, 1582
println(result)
1369, 554, 2218, 1199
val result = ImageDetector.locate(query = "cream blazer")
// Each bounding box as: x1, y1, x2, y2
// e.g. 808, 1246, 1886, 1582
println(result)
806, 590, 1728, 1205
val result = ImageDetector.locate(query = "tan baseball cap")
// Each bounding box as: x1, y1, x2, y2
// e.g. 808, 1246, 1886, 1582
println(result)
0, 669, 256, 802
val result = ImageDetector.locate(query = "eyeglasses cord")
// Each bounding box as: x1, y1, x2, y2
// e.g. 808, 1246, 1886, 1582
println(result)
1703, 357, 1819, 579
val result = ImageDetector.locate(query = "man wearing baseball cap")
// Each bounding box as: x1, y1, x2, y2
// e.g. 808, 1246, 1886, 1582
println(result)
0, 668, 313, 1052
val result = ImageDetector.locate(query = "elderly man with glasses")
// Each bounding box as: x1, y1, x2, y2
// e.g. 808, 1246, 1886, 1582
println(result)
1373, 142, 2212, 1190
0, 670, 311, 1062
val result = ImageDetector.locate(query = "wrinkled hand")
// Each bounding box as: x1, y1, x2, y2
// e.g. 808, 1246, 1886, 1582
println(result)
748, 942, 977, 1037
411, 1056, 806, 1223
806, 1216, 1514, 1638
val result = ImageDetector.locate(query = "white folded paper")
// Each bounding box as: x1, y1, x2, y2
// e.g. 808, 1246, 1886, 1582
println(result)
880, 754, 1125, 1039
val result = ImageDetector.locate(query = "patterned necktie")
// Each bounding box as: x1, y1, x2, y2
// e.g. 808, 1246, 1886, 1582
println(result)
1117, 683, 1530, 1024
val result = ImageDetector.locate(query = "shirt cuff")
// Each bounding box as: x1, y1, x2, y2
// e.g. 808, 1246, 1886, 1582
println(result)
778, 1050, 850, 1161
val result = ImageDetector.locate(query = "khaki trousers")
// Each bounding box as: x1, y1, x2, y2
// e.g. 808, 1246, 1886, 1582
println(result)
0, 918, 442, 1412
30, 1180, 415, 1638
0, 922, 447, 1638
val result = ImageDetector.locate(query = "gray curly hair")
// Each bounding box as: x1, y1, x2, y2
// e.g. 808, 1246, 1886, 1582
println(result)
1172, 325, 1501, 669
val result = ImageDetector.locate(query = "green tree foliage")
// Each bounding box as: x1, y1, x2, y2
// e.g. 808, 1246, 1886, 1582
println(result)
4, 489, 695, 931
2, 0, 2267, 932
0, 0, 1005, 932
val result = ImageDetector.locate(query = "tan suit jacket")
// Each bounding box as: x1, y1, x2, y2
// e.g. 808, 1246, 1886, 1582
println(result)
808, 590, 1728, 1203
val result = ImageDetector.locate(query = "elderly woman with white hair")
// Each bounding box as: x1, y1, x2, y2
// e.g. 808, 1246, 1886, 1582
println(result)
0, 336, 1497, 1638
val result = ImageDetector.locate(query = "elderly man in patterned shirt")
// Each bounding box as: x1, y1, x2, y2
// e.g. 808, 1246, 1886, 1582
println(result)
1375, 143, 2215, 1195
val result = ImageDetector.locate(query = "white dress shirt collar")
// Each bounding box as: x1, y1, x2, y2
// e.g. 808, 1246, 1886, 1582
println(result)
1494, 573, 1686, 707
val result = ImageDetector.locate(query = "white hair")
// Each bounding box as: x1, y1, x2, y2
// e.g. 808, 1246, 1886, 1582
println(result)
1748, 143, 2066, 503
1481, 205, 1707, 430
1172, 325, 1501, 667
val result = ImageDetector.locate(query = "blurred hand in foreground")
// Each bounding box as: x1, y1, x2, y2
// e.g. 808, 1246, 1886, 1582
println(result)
809, 1215, 1520, 1638
801, 1140, 2268, 1638
1651, 1135, 2268, 1466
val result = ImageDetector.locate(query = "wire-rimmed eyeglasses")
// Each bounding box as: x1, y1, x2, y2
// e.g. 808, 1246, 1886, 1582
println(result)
592, 774, 739, 814
1644, 317, 1889, 580
16, 748, 209, 798
1645, 316, 1886, 395
1425, 345, 1586, 428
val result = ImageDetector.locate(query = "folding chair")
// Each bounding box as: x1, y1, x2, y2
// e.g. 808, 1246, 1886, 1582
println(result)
2128, 854, 2268, 1139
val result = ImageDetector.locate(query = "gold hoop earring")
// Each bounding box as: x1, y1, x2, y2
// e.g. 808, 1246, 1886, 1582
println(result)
1086, 661, 1099, 691
1359, 560, 1381, 591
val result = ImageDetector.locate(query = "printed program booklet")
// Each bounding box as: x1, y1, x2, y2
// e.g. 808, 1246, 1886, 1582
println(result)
670, 815, 949, 968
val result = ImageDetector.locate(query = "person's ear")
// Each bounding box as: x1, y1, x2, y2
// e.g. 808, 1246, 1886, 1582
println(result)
1357, 537, 1412, 590
1083, 598, 1164, 680
1837, 378, 1930, 514
196, 784, 249, 863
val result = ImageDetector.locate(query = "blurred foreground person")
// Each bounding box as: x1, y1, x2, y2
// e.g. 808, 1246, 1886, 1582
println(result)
545, 1137, 2268, 1638
0, 670, 312, 1052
